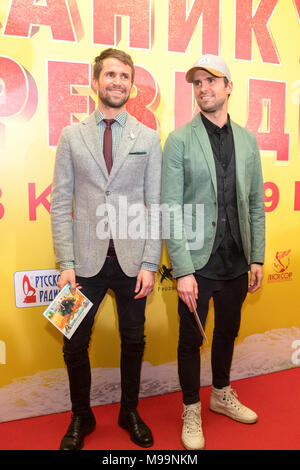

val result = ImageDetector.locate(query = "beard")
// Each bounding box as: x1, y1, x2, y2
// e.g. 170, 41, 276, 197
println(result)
199, 100, 222, 114
197, 94, 228, 114
98, 87, 130, 109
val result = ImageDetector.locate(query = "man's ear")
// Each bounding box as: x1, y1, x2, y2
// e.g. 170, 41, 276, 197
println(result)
92, 76, 98, 93
226, 80, 233, 97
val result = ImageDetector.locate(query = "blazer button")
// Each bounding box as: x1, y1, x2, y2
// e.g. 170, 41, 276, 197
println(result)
212, 221, 216, 227
105, 191, 110, 196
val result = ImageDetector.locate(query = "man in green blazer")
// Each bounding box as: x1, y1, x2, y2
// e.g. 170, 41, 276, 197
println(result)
161, 54, 265, 450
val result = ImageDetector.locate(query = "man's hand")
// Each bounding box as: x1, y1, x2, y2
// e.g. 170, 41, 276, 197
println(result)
58, 269, 81, 294
177, 274, 198, 312
134, 269, 155, 299
248, 264, 264, 293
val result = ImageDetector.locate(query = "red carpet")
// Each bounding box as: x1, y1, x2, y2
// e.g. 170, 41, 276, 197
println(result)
0, 367, 299, 451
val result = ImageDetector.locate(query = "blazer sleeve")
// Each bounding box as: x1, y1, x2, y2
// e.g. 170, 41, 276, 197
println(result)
161, 132, 195, 278
50, 127, 75, 265
248, 135, 266, 264
141, 130, 163, 266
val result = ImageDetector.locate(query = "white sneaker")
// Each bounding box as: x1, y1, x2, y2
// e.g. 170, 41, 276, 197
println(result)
209, 385, 258, 424
181, 402, 205, 450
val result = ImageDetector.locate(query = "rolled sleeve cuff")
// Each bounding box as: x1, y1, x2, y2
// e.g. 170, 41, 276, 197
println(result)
59, 260, 75, 271
141, 262, 158, 272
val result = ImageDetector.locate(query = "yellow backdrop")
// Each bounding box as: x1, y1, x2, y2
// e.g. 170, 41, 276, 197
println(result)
0, 0, 300, 422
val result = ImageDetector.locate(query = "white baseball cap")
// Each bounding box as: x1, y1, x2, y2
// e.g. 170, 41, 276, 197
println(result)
186, 54, 231, 83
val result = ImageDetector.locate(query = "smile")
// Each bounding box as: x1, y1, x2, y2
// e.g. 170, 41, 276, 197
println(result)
109, 88, 124, 94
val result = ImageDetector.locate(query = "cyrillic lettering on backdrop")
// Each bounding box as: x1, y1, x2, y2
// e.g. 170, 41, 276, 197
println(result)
0, 189, 4, 220
246, 79, 290, 161
294, 182, 300, 211
93, 0, 153, 49
174, 71, 200, 129
3, 0, 83, 42
293, 0, 300, 22
28, 183, 52, 221
235, 0, 280, 64
126, 66, 159, 130
168, 0, 220, 54
48, 60, 92, 146
0, 56, 38, 150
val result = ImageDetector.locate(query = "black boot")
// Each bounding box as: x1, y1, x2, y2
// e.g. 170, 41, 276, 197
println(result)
60, 411, 96, 450
118, 406, 153, 448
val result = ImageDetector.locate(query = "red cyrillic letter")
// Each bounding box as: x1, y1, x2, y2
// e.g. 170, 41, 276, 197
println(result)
168, 0, 220, 54
293, 0, 300, 22
295, 182, 300, 211
174, 71, 199, 129
93, 0, 153, 49
0, 56, 38, 149
28, 183, 52, 221
235, 0, 280, 64
246, 79, 289, 161
48, 60, 92, 146
0, 189, 4, 220
4, 0, 83, 41
126, 66, 159, 130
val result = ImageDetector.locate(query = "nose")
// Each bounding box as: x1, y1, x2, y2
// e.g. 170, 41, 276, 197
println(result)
113, 74, 121, 85
200, 81, 209, 92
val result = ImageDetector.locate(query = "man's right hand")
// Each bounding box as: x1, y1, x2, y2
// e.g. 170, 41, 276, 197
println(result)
58, 269, 81, 294
176, 274, 198, 312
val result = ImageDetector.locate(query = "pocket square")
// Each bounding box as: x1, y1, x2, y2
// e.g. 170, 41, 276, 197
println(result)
129, 151, 147, 155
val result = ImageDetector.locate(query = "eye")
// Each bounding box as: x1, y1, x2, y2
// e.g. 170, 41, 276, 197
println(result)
193, 80, 201, 87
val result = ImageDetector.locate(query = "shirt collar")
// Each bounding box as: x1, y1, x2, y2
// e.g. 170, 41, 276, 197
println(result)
94, 108, 128, 127
200, 112, 231, 135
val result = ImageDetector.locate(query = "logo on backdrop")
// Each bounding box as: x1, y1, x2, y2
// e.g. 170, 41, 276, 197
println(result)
267, 250, 293, 283
14, 269, 60, 308
157, 264, 176, 293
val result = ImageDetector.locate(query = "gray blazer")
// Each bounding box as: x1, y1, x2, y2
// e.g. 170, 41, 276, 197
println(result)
50, 112, 162, 277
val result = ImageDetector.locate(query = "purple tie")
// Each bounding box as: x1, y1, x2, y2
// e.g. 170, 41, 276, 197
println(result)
103, 119, 116, 255
103, 119, 115, 174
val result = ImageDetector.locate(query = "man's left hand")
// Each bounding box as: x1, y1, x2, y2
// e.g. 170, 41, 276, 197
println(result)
134, 269, 155, 299
248, 263, 264, 293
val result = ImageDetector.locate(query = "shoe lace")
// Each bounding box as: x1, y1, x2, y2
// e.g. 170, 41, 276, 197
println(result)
182, 406, 202, 434
66, 414, 82, 436
223, 387, 243, 410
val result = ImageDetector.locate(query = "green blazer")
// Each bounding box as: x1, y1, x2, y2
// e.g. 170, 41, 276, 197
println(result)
161, 113, 265, 278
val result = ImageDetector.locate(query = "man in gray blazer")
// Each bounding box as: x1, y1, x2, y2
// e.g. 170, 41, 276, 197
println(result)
51, 48, 162, 450
162, 55, 265, 450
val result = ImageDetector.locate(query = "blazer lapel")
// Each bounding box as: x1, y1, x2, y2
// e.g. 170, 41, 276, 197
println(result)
192, 114, 217, 195
80, 112, 109, 179
106, 114, 139, 185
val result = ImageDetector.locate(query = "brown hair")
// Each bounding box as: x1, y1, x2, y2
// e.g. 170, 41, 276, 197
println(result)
93, 48, 135, 83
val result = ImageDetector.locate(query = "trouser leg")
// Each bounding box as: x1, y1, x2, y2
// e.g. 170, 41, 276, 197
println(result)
177, 281, 211, 405
113, 260, 147, 410
119, 325, 146, 409
62, 271, 107, 415
211, 273, 248, 388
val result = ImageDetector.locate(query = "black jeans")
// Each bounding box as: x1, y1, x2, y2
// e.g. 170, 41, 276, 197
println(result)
63, 257, 147, 415
178, 273, 248, 405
